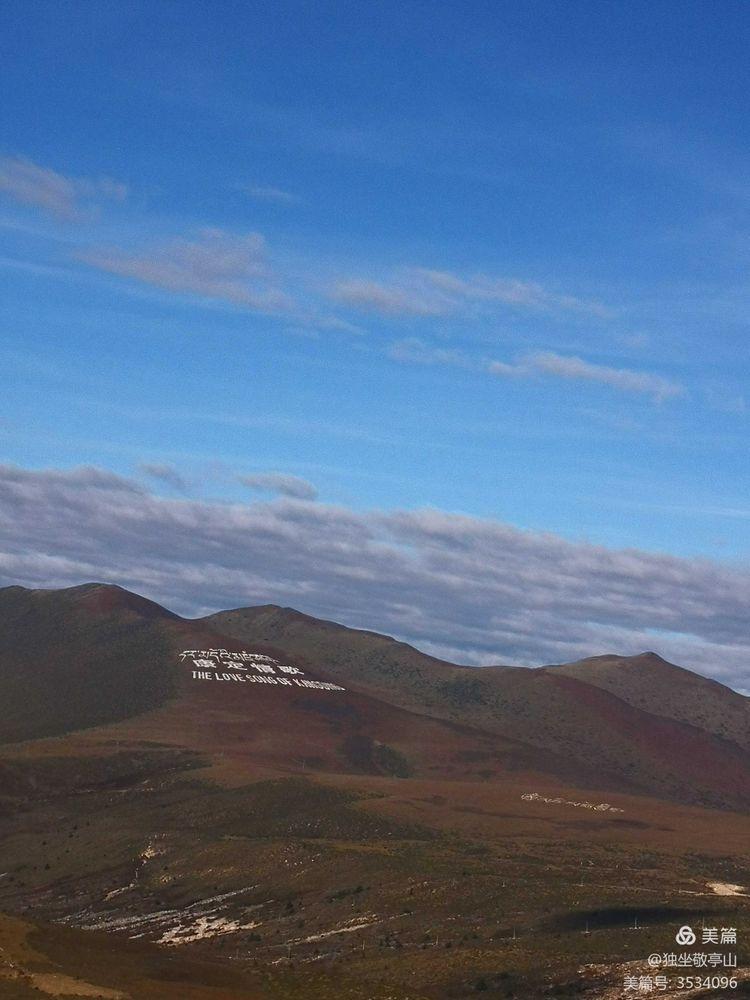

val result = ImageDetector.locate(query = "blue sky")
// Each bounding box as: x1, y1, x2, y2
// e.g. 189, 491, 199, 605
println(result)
2, 3, 750, 682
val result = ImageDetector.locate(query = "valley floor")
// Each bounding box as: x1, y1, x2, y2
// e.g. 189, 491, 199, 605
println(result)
1, 731, 749, 999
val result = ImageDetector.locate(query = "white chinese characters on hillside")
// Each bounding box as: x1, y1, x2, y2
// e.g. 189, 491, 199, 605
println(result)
177, 649, 346, 693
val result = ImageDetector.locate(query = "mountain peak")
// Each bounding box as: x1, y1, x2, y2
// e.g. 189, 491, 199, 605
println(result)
77, 583, 181, 620
8, 581, 182, 621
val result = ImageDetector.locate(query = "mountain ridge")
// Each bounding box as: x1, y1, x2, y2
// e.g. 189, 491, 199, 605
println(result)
2, 582, 750, 999
1, 582, 747, 810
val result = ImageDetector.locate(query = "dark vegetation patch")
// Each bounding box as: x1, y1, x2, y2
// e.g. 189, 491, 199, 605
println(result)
544, 905, 705, 932
341, 734, 412, 778
0, 749, 204, 807
438, 676, 490, 707
326, 884, 366, 902
189, 776, 428, 840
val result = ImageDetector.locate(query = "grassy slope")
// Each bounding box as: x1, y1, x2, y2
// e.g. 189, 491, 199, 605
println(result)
2, 586, 750, 998
550, 652, 750, 750
1, 744, 749, 1000
203, 604, 750, 809
0, 585, 179, 743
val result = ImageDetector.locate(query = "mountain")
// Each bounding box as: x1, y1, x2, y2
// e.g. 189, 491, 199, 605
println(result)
0, 584, 543, 785
550, 651, 750, 751
0, 583, 178, 743
2, 584, 749, 807
206, 602, 750, 810
1, 583, 749, 1000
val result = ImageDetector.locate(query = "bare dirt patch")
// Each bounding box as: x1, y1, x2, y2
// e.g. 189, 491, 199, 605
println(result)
29, 971, 127, 998
707, 880, 747, 896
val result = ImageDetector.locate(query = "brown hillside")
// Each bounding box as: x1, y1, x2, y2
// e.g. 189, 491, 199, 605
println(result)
549, 652, 750, 751
2, 584, 750, 809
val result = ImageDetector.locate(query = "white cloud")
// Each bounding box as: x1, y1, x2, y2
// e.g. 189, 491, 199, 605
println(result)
78, 228, 291, 311
416, 269, 614, 318
485, 359, 522, 378
489, 351, 684, 402
390, 338, 682, 403
331, 278, 448, 316
0, 155, 127, 221
331, 267, 612, 320
0, 463, 748, 692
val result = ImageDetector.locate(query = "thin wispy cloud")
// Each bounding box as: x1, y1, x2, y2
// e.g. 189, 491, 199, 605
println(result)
0, 155, 127, 221
78, 227, 292, 311
240, 183, 298, 204
390, 338, 682, 403
313, 315, 366, 336
388, 338, 474, 368
332, 278, 448, 316
704, 384, 746, 415
418, 269, 614, 318
1, 463, 748, 691
239, 471, 318, 500
331, 267, 613, 320
138, 463, 188, 492
489, 351, 684, 402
